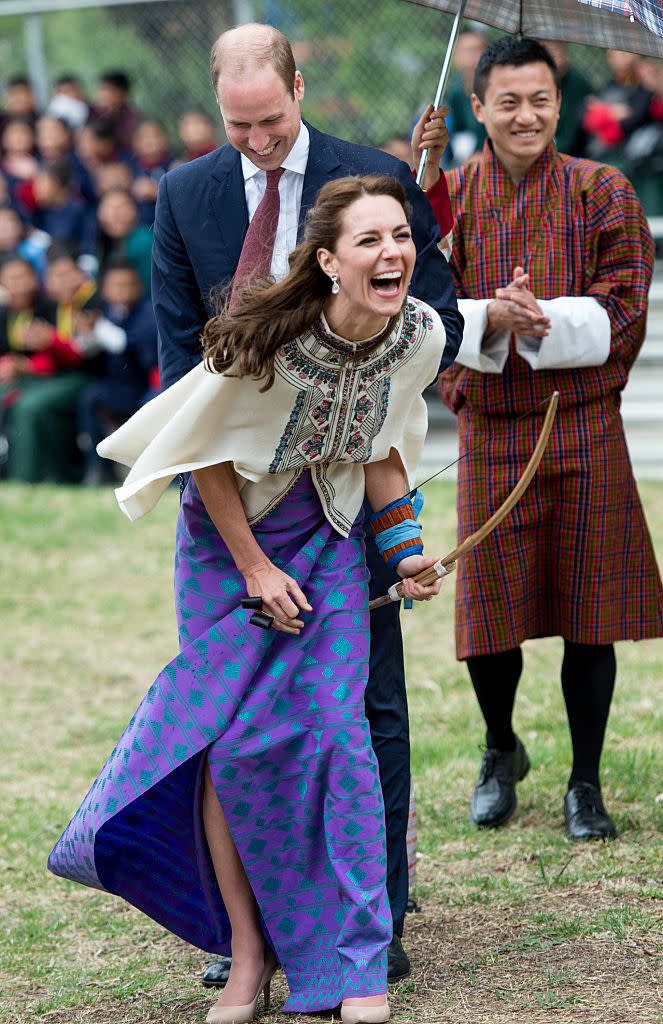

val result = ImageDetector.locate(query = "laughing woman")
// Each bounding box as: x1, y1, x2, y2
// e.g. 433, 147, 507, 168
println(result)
48, 176, 446, 1024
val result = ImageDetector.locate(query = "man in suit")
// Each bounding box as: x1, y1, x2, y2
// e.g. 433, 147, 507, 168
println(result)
152, 22, 462, 986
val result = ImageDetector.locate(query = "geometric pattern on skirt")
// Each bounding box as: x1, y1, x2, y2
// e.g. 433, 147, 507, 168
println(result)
48, 472, 391, 1011
454, 399, 663, 659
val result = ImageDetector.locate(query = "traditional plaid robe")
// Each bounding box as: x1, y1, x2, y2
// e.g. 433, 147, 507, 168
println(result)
440, 141, 663, 658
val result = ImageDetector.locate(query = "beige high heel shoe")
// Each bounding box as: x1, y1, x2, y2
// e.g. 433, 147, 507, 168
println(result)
204, 956, 277, 1024
340, 998, 390, 1023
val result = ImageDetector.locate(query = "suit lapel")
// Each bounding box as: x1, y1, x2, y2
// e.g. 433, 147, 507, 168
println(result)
298, 122, 342, 240
209, 145, 249, 270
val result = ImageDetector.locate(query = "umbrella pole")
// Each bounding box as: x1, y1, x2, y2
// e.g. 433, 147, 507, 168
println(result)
415, 0, 468, 188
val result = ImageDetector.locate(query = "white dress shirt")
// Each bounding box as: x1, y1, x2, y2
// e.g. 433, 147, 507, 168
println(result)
240, 122, 310, 281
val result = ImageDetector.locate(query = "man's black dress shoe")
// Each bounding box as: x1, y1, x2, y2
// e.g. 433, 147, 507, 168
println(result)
201, 956, 232, 988
387, 934, 411, 982
470, 736, 530, 827
564, 782, 617, 840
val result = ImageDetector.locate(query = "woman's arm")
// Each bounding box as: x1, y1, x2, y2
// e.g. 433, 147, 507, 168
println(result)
193, 462, 312, 634
364, 446, 409, 513
364, 449, 443, 602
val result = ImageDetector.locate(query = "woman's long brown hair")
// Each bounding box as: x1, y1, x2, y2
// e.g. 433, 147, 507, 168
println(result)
202, 174, 411, 391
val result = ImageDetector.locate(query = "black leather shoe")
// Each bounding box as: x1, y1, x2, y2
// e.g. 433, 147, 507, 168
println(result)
470, 736, 530, 827
201, 956, 232, 988
387, 934, 411, 982
564, 782, 617, 840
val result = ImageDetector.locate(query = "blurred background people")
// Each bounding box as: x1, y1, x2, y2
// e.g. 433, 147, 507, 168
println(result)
15, 162, 96, 259
624, 58, 663, 217
0, 255, 86, 482
543, 41, 593, 155
174, 109, 218, 164
1, 75, 38, 131
582, 49, 653, 165
76, 260, 157, 484
46, 74, 90, 131
92, 70, 144, 150
130, 119, 172, 223
446, 29, 488, 165
95, 187, 152, 295
1, 118, 39, 194
35, 113, 96, 204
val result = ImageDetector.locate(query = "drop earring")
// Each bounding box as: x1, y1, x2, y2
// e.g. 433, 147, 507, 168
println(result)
330, 274, 340, 295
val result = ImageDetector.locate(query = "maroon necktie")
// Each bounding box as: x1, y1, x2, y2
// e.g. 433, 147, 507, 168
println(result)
229, 166, 285, 310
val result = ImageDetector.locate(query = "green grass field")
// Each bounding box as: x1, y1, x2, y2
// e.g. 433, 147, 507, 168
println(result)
1, 482, 661, 1024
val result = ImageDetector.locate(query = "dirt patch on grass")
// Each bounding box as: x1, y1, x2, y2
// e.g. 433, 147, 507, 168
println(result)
398, 884, 662, 1023
7, 874, 661, 1024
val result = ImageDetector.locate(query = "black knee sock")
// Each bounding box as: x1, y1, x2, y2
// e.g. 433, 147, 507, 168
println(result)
561, 641, 616, 790
467, 648, 523, 751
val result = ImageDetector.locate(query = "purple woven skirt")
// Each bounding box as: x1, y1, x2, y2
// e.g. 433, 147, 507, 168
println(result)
48, 471, 390, 1011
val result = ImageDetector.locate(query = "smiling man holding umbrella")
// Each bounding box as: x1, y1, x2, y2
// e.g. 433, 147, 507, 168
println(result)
421, 35, 662, 838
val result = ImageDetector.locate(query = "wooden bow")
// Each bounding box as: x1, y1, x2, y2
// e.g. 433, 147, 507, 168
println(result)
369, 391, 559, 611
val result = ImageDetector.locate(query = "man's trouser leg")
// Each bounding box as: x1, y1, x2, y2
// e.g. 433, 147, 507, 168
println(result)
364, 532, 410, 938
7, 373, 88, 483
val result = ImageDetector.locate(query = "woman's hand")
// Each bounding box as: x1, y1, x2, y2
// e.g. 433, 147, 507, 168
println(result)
242, 558, 313, 636
396, 554, 444, 602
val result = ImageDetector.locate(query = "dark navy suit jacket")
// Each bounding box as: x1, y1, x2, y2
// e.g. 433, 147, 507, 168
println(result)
153, 121, 463, 391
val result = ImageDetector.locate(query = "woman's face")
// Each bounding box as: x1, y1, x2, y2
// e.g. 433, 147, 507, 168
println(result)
97, 191, 138, 237
318, 194, 416, 327
0, 260, 37, 310
132, 121, 168, 162
2, 121, 35, 157
0, 208, 23, 250
45, 258, 84, 303
36, 116, 71, 159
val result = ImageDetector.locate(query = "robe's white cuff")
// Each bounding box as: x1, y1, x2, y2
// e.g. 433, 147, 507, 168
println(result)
456, 299, 509, 373
516, 297, 610, 370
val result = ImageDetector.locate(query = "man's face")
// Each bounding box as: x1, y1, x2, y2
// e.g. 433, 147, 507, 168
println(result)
6, 84, 35, 116
96, 82, 126, 113
216, 64, 304, 170
606, 49, 638, 81
472, 62, 560, 173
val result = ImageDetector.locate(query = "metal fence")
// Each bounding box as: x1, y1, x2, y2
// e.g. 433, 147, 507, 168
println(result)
0, 0, 611, 147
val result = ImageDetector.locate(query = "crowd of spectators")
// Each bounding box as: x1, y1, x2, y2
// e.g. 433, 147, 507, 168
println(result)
0, 70, 218, 484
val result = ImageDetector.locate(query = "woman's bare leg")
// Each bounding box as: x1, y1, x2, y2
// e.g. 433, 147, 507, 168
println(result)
203, 763, 273, 1004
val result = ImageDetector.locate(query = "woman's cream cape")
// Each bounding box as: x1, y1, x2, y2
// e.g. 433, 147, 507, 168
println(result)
98, 299, 446, 537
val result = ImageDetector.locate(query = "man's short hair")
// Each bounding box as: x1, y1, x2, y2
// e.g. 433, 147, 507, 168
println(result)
99, 70, 131, 93
7, 74, 32, 90
210, 25, 296, 96
46, 242, 78, 264
40, 161, 72, 191
54, 73, 83, 88
88, 116, 117, 142
473, 36, 561, 102
103, 257, 140, 276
